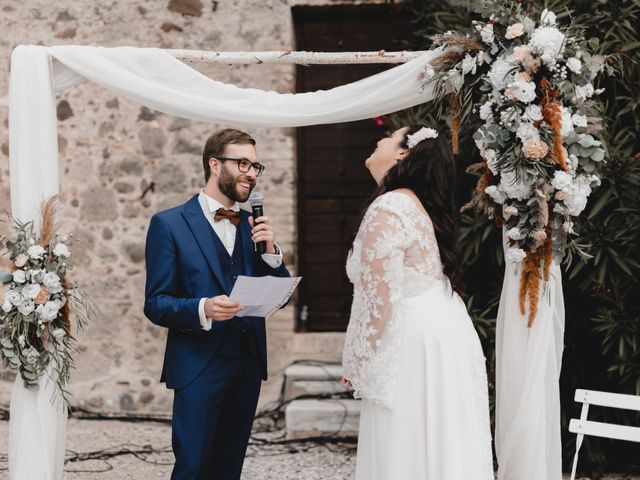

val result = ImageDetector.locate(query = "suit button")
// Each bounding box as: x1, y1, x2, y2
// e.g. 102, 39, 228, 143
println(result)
241, 328, 247, 333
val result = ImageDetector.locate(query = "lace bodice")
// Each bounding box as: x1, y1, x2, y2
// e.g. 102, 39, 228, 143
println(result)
343, 191, 446, 408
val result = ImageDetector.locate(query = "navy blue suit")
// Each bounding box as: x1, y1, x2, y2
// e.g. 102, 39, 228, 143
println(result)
144, 194, 289, 479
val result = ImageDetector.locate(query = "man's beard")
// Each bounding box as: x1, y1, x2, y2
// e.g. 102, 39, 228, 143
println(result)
218, 166, 255, 203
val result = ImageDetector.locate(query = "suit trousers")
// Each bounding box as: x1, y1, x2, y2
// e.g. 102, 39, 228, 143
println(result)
170, 351, 262, 480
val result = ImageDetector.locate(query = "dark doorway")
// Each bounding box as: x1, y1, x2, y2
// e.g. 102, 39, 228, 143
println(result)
293, 4, 412, 331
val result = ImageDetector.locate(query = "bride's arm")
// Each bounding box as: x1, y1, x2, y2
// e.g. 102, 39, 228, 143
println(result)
354, 199, 407, 352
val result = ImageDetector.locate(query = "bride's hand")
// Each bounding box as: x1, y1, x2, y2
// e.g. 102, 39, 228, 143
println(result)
340, 377, 353, 389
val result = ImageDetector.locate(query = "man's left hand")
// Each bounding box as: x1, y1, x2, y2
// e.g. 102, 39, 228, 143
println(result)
248, 216, 276, 254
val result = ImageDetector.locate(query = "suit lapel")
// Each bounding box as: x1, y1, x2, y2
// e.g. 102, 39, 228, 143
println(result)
181, 195, 229, 293
238, 211, 255, 277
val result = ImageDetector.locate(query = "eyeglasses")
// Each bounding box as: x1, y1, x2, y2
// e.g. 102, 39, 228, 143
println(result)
215, 157, 266, 177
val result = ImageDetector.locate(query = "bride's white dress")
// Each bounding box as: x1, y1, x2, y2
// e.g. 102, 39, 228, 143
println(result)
343, 191, 494, 480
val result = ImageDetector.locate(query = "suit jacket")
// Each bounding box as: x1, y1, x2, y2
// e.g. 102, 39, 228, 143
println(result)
143, 194, 290, 390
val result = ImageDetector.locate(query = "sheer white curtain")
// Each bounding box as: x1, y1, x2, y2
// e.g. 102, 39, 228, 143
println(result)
495, 233, 565, 480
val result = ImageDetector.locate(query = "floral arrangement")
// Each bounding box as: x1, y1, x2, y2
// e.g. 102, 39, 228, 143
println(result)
424, 1, 607, 325
0, 198, 95, 407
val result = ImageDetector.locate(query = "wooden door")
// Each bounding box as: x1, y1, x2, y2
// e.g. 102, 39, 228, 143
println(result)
293, 4, 412, 331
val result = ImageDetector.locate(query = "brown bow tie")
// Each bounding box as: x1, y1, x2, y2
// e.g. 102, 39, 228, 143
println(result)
213, 208, 242, 226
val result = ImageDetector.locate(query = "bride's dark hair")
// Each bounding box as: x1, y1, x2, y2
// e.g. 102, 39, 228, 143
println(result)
364, 124, 464, 296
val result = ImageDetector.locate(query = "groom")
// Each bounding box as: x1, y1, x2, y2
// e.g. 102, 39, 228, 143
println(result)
144, 128, 290, 479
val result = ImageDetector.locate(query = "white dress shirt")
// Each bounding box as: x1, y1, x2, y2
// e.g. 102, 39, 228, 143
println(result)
197, 190, 283, 330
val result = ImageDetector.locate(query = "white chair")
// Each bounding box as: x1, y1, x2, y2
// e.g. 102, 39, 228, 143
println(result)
569, 388, 640, 480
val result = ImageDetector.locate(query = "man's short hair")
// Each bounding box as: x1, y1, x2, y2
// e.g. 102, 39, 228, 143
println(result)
202, 128, 256, 182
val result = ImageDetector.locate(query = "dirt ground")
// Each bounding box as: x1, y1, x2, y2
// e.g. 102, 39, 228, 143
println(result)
0, 418, 637, 479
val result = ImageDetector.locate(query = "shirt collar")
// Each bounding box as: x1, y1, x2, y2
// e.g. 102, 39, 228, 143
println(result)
199, 189, 240, 214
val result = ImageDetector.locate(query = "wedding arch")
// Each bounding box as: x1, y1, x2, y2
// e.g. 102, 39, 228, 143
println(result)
7, 6, 604, 476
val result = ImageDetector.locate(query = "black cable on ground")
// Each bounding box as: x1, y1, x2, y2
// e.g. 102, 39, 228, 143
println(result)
0, 360, 358, 472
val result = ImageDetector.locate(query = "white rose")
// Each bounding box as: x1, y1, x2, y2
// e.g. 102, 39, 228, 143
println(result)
4, 290, 22, 306
2, 302, 12, 313
51, 328, 66, 340
22, 283, 41, 300
481, 23, 494, 44
53, 243, 70, 258
540, 8, 557, 26
12, 270, 26, 284
43, 272, 63, 294
489, 57, 517, 90
36, 300, 62, 323
561, 107, 574, 138
566, 57, 582, 74
505, 23, 524, 40
483, 148, 497, 162
578, 134, 601, 148
14, 254, 29, 268
505, 248, 527, 263
507, 227, 525, 240
575, 83, 594, 102
513, 45, 532, 62
516, 122, 540, 143
524, 104, 543, 122
506, 80, 537, 103
27, 245, 47, 260
485, 185, 507, 204
572, 114, 588, 128
529, 26, 565, 66
563, 175, 593, 216
552, 171, 573, 190
18, 300, 35, 316
503, 205, 519, 219
500, 170, 532, 200
18, 335, 26, 348
461, 54, 477, 75
479, 101, 493, 121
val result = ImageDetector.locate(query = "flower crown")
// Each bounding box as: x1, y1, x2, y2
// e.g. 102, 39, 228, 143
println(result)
406, 127, 438, 149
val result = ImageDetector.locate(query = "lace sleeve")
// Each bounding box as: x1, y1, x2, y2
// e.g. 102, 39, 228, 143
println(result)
357, 200, 407, 349
342, 194, 409, 408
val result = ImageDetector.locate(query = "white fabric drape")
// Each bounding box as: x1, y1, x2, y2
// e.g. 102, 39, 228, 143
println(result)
9, 367, 67, 480
10, 44, 442, 222
495, 233, 565, 480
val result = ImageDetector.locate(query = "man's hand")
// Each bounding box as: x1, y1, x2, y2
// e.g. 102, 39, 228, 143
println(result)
204, 295, 243, 321
248, 216, 276, 254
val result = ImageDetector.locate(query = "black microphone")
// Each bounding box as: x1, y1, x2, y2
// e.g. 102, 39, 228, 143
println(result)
249, 192, 266, 254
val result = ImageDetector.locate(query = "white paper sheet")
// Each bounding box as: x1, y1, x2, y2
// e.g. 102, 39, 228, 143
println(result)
229, 275, 302, 318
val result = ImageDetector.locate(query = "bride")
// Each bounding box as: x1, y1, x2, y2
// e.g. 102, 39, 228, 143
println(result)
341, 125, 494, 479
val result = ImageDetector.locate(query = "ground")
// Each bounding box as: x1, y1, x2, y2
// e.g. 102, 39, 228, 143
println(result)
0, 417, 637, 479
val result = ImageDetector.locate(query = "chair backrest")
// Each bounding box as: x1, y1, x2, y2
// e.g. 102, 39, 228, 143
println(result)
569, 389, 640, 480
569, 389, 640, 443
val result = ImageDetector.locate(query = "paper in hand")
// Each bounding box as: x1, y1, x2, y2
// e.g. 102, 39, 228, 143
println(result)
229, 275, 302, 318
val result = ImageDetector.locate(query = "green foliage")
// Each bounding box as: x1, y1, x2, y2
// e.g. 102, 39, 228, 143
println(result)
399, 0, 640, 474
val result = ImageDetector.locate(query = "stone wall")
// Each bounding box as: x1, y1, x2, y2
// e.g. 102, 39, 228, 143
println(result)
0, 0, 387, 413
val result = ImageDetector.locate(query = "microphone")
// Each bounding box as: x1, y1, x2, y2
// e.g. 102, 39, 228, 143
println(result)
249, 191, 266, 254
